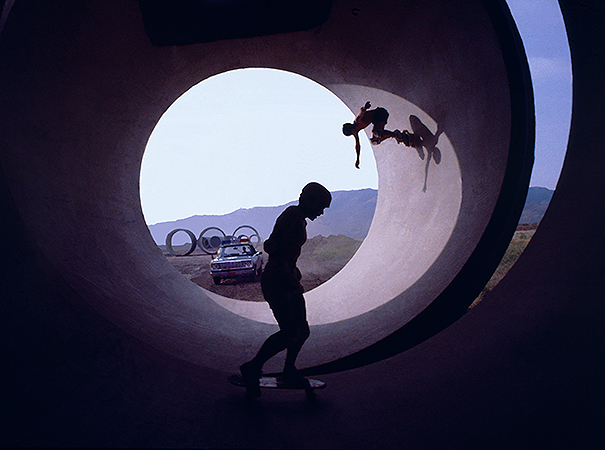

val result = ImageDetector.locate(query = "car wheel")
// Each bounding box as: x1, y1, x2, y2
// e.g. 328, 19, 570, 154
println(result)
213, 277, 221, 285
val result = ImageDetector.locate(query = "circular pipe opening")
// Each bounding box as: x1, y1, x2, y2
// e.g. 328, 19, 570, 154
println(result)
0, 0, 532, 374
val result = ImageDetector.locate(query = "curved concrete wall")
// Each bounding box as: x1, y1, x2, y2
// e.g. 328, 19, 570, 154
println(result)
212, 91, 463, 325
0, 0, 517, 373
3, 0, 602, 448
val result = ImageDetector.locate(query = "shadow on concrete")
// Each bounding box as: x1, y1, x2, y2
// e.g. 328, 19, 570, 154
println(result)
409, 114, 444, 192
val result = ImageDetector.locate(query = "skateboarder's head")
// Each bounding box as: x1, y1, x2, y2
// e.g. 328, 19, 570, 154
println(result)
342, 123, 355, 136
299, 182, 331, 221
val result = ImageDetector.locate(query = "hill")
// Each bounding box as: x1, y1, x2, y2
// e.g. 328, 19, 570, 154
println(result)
519, 186, 554, 224
148, 186, 554, 245
148, 188, 377, 245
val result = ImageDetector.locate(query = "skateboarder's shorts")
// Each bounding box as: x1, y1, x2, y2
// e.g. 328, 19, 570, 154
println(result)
371, 107, 389, 125
262, 275, 309, 341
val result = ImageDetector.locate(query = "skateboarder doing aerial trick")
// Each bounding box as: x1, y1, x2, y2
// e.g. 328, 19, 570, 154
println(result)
239, 182, 332, 398
342, 101, 419, 168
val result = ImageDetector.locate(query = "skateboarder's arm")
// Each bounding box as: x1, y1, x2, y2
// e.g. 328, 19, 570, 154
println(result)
352, 103, 372, 132
355, 103, 370, 121
354, 133, 361, 168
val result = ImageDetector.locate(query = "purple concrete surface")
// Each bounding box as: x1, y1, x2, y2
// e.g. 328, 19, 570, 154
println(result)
0, 0, 514, 373
1, 0, 603, 448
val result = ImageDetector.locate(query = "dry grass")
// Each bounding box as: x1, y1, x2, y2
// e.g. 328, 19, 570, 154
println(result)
468, 224, 537, 309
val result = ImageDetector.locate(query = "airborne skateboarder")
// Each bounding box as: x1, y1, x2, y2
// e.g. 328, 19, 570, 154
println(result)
342, 101, 420, 168
239, 182, 332, 398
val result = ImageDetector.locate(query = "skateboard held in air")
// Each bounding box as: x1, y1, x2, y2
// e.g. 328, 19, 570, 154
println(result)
228, 373, 326, 401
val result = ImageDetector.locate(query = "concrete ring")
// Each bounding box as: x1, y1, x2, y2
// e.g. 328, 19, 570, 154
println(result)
165, 228, 198, 256
198, 227, 226, 255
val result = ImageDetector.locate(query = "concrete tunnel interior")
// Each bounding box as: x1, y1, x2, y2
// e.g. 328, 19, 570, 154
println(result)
2, 0, 604, 448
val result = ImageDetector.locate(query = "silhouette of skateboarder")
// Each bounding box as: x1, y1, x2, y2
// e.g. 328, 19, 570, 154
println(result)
408, 114, 443, 192
342, 101, 419, 168
239, 182, 332, 398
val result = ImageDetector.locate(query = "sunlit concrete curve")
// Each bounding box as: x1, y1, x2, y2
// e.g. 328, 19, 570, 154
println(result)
213, 90, 462, 325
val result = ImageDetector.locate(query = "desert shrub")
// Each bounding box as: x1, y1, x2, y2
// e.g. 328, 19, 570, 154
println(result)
312, 235, 361, 261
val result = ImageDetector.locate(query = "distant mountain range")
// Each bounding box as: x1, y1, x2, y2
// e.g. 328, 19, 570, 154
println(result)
148, 188, 377, 245
518, 186, 554, 224
148, 187, 554, 245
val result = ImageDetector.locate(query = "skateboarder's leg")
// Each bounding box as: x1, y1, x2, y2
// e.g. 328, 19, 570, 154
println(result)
394, 129, 409, 145
370, 123, 388, 144
241, 331, 288, 397
245, 286, 305, 366
282, 342, 310, 387
395, 130, 424, 158
249, 331, 289, 367
239, 361, 262, 397
283, 326, 309, 372
409, 132, 423, 148
281, 291, 310, 384
382, 129, 400, 140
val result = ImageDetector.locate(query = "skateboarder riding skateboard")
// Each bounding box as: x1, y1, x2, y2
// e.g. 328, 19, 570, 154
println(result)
239, 182, 332, 398
342, 101, 420, 168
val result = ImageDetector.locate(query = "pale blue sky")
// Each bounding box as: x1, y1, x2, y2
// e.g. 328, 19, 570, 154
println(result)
140, 0, 572, 225
140, 69, 376, 223
506, 0, 572, 191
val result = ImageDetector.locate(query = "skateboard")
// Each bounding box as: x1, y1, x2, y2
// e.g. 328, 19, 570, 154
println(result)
409, 114, 442, 164
228, 374, 326, 401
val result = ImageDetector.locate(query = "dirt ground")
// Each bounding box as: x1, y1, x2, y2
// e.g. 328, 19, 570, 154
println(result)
165, 249, 343, 302
168, 225, 536, 305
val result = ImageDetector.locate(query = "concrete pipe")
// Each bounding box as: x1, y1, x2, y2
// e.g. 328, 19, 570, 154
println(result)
2, 0, 603, 448
165, 228, 198, 256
